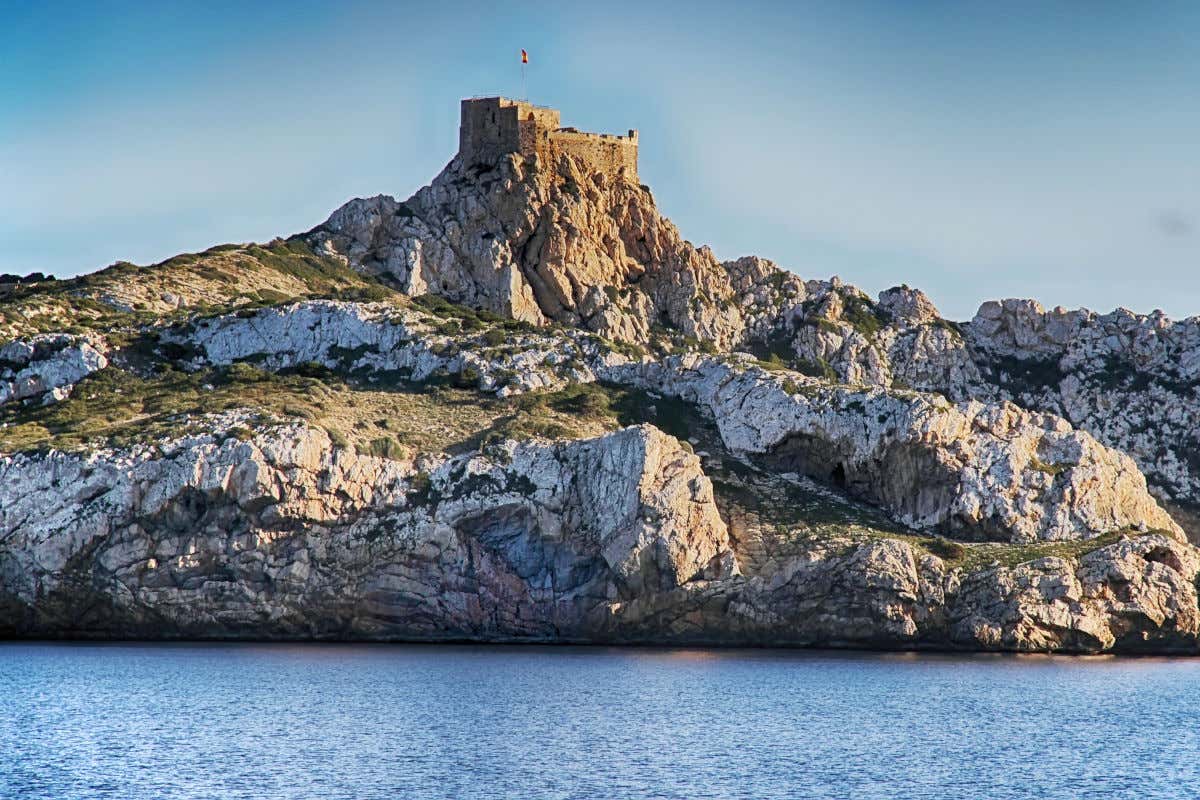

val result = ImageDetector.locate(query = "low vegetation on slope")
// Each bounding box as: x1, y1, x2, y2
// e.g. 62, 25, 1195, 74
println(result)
0, 238, 397, 342
0, 223, 1174, 590
0, 345, 1156, 581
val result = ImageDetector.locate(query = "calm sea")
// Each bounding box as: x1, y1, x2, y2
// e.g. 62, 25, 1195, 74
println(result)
1, 642, 1198, 799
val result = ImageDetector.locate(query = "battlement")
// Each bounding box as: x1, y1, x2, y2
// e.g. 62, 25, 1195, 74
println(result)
458, 97, 638, 181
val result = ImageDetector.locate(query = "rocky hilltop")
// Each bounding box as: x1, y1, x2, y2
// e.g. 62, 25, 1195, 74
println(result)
3, 101, 1199, 653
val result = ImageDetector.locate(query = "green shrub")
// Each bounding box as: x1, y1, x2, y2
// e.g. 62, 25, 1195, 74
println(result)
932, 317, 963, 338
255, 289, 293, 305
407, 471, 437, 506
987, 355, 1065, 392
282, 361, 335, 379
1029, 457, 1068, 476
367, 436, 407, 460
840, 293, 885, 338
756, 354, 787, 371
795, 358, 838, 381
335, 284, 395, 303
925, 537, 966, 561
548, 384, 610, 417
413, 293, 468, 318
454, 366, 481, 389
227, 426, 254, 442
223, 362, 271, 384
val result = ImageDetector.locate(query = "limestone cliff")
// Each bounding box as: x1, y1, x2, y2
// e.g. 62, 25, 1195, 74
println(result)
0, 333, 108, 406
3, 418, 1195, 652
306, 143, 1200, 521
0, 421, 733, 638
772, 281, 1200, 518
2, 102, 1198, 654
601, 353, 1180, 544
308, 153, 800, 349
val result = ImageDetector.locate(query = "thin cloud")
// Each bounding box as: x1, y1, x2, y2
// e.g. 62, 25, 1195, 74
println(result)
1156, 211, 1194, 237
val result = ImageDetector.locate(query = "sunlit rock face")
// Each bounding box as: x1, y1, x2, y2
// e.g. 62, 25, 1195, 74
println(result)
2, 415, 1197, 653
599, 353, 1181, 544
0, 421, 735, 640
164, 299, 604, 397
0, 333, 108, 407
767, 280, 1200, 513
166, 298, 1183, 546
309, 154, 806, 351
313, 148, 1200, 518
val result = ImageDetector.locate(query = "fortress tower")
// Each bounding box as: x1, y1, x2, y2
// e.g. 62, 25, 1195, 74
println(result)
458, 97, 638, 182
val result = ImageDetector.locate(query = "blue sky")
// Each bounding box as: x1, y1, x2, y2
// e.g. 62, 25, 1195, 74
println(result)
2, 0, 1198, 320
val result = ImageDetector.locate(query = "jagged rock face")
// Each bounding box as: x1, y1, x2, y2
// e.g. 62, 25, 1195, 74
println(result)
949, 535, 1200, 652
966, 299, 1200, 504
309, 154, 803, 349
600, 354, 1181, 543
5, 110, 1199, 653
165, 300, 601, 396
2, 415, 1197, 652
779, 284, 1200, 509
0, 333, 108, 406
159, 298, 1181, 545
0, 420, 733, 638
714, 533, 1200, 652
780, 282, 981, 390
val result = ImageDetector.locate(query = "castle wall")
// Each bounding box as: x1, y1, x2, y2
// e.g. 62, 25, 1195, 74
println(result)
460, 98, 560, 166
549, 130, 638, 181
458, 97, 637, 181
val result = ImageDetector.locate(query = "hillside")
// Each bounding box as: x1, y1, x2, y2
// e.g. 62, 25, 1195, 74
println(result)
3, 106, 1199, 652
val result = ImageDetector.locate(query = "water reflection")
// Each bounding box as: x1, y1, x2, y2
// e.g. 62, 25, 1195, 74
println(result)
2, 642, 1198, 799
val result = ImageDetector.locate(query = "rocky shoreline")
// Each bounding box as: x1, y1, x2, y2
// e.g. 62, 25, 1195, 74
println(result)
4, 403, 1196, 654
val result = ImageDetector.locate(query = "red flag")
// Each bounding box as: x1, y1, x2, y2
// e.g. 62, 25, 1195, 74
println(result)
521, 49, 528, 64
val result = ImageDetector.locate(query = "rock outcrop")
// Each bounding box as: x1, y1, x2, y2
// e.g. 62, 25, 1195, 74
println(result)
167, 299, 601, 396
309, 154, 805, 349
601, 353, 1180, 543
713, 532, 1200, 652
773, 283, 1200, 512
4, 98, 1199, 654
966, 299, 1200, 505
948, 534, 1200, 652
0, 420, 733, 639
162, 299, 1181, 546
3, 416, 1197, 652
0, 333, 108, 406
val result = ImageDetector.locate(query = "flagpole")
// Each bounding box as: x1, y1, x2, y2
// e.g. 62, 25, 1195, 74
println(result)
520, 49, 529, 100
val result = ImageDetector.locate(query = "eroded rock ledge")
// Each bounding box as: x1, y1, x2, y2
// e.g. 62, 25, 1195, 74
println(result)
0, 333, 108, 406
600, 353, 1180, 544
0, 420, 732, 639
1, 421, 1195, 653
156, 300, 1181, 546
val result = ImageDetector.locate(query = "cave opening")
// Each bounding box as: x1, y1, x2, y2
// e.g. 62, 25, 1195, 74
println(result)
830, 463, 846, 488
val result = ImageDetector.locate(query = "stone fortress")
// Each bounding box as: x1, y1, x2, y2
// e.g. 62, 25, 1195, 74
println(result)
458, 97, 638, 181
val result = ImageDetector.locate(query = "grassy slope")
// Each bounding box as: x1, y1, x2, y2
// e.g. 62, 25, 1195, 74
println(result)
0, 238, 394, 342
